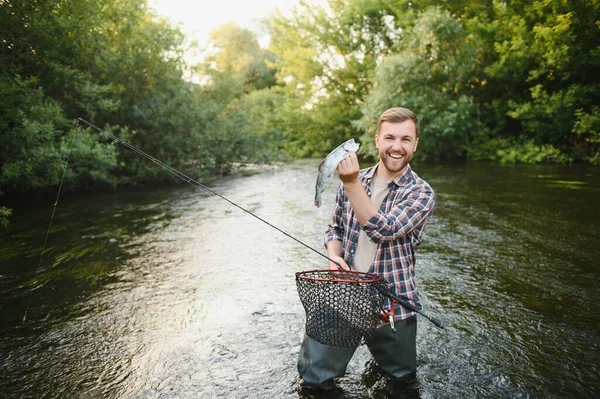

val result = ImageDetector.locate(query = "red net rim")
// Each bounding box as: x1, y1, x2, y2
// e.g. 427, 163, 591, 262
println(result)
295, 269, 384, 284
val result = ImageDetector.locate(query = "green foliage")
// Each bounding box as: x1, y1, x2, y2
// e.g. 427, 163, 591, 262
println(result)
198, 23, 277, 94
64, 125, 120, 187
573, 106, 600, 164
497, 138, 571, 165
279, 97, 365, 158
0, 74, 120, 192
0, 76, 68, 190
476, 0, 600, 155
202, 88, 288, 173
467, 136, 571, 164
0, 0, 189, 192
0, 206, 11, 229
574, 107, 600, 143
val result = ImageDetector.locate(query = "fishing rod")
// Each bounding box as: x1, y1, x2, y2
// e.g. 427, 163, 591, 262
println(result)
32, 118, 442, 329
76, 118, 334, 265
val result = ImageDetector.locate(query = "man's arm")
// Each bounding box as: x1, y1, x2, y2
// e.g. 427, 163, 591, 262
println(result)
336, 152, 377, 225
343, 181, 377, 226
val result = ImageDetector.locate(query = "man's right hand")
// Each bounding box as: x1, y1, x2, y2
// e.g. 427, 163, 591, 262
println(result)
328, 255, 349, 271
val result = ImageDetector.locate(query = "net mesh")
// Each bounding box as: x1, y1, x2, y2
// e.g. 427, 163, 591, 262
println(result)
295, 269, 387, 347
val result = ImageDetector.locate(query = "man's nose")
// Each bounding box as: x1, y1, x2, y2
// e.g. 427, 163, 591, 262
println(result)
392, 139, 403, 150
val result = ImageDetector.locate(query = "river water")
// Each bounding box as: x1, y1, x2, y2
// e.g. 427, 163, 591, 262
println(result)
0, 159, 598, 398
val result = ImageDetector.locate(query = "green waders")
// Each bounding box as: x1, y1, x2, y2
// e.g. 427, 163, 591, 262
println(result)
298, 316, 417, 390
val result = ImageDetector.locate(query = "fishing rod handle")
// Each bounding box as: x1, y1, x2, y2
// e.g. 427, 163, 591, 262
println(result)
426, 316, 444, 329
379, 287, 444, 329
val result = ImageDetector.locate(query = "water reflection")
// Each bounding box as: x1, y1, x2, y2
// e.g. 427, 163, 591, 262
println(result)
0, 160, 598, 398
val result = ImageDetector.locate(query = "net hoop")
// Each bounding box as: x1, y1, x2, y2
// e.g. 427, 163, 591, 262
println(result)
295, 269, 384, 284
295, 269, 387, 347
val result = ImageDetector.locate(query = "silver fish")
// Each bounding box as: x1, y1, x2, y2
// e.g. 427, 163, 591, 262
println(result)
314, 138, 360, 207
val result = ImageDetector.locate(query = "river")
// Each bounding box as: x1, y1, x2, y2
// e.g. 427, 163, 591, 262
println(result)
0, 159, 598, 398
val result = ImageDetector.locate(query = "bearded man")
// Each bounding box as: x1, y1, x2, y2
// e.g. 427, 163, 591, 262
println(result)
298, 107, 437, 393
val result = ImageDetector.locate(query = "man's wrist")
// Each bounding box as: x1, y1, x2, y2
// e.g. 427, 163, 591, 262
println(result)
343, 180, 361, 190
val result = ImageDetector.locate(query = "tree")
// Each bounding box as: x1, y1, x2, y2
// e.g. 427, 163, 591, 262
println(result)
358, 7, 483, 161
198, 23, 277, 94
473, 0, 600, 162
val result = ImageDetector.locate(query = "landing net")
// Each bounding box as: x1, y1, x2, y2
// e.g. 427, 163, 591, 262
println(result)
295, 269, 387, 347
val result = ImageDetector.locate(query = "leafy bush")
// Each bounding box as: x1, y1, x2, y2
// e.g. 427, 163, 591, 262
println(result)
468, 136, 571, 164
573, 107, 600, 165
0, 206, 12, 229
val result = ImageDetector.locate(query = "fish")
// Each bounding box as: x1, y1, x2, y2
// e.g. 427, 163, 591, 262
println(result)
314, 138, 360, 207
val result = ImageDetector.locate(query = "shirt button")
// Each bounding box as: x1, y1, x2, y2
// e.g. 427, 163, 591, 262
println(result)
350, 249, 355, 254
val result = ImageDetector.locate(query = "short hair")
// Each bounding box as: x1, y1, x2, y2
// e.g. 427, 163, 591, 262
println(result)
376, 107, 420, 137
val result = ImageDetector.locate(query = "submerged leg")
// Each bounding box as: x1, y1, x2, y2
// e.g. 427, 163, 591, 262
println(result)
297, 333, 356, 390
366, 316, 417, 380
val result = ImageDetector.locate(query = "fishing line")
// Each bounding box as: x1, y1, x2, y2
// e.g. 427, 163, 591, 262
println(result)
23, 118, 81, 323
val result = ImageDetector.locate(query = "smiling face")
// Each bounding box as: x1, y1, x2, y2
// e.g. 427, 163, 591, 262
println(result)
375, 120, 419, 181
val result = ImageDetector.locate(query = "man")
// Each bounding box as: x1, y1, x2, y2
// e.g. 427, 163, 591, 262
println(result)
298, 107, 436, 392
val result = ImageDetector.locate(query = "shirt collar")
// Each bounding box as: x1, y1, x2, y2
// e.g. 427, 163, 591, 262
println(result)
363, 163, 414, 188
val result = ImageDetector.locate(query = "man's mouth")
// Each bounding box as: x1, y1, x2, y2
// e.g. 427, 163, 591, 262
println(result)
387, 153, 404, 160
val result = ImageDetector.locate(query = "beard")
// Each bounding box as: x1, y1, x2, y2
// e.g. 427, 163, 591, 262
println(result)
379, 150, 412, 175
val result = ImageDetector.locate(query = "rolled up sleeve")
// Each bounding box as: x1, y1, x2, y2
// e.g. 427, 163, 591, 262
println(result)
362, 187, 436, 243
324, 184, 345, 246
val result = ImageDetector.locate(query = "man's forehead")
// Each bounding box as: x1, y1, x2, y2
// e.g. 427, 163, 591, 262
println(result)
379, 120, 417, 135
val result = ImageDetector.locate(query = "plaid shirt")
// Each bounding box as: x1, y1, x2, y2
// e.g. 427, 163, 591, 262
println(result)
325, 164, 436, 320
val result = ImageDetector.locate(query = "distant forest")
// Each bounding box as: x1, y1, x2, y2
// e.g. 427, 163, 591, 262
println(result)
1, 0, 599, 225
